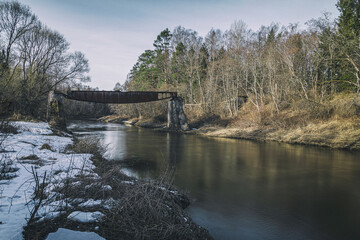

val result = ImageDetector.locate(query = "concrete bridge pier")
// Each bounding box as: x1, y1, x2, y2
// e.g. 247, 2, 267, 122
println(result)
47, 91, 67, 131
167, 97, 189, 131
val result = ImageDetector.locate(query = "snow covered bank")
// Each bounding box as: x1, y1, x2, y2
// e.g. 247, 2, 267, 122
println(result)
1, 121, 213, 240
0, 122, 96, 240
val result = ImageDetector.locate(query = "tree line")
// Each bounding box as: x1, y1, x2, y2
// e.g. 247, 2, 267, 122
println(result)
117, 0, 360, 121
0, 1, 90, 118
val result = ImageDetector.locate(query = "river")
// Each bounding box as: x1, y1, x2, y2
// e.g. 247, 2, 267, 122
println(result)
68, 120, 360, 240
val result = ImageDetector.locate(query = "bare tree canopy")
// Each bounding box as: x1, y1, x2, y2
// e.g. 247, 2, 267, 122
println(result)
0, 1, 90, 117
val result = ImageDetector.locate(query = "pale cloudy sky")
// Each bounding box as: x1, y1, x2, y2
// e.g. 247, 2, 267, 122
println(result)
18, 0, 339, 90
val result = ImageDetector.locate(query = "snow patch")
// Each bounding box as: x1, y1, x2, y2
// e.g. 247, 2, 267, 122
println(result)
121, 180, 135, 185
46, 228, 105, 240
102, 185, 112, 191
103, 198, 117, 210
119, 168, 139, 178
37, 211, 62, 222
78, 199, 102, 208
0, 121, 97, 240
14, 121, 53, 135
67, 211, 104, 223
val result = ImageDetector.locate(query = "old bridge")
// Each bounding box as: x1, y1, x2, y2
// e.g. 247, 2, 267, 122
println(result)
47, 90, 189, 131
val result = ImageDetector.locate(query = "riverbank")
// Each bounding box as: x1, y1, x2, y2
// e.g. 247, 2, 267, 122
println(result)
100, 94, 360, 150
0, 121, 212, 240
191, 118, 360, 150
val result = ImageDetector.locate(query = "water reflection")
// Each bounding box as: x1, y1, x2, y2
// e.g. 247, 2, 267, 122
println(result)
69, 121, 360, 240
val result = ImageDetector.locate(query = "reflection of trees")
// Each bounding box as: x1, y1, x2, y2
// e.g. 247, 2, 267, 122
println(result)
166, 133, 186, 168
123, 129, 185, 179
118, 127, 360, 203
116, 126, 360, 238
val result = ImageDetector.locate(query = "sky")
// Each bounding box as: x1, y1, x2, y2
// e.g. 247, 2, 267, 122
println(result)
18, 0, 339, 90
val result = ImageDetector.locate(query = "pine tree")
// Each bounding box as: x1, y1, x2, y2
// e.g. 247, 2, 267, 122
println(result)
337, 0, 360, 39
129, 50, 159, 89
336, 0, 360, 92
153, 29, 172, 85
170, 42, 186, 86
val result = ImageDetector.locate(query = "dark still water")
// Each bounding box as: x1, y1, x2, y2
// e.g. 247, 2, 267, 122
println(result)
68, 120, 360, 240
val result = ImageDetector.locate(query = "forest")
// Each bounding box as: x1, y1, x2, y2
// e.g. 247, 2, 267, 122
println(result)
112, 0, 360, 127
1, 0, 360, 126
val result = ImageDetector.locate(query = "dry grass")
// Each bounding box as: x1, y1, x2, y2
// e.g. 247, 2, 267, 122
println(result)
101, 93, 360, 150
0, 155, 18, 180
40, 144, 54, 152
270, 119, 360, 149
98, 115, 129, 123
0, 121, 19, 180
20, 154, 40, 160
101, 180, 210, 240
329, 93, 360, 118
195, 94, 360, 150
72, 136, 106, 157
1, 120, 18, 152
183, 104, 205, 120
0, 120, 18, 134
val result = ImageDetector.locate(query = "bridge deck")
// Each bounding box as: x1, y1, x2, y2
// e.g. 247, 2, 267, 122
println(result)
65, 91, 177, 104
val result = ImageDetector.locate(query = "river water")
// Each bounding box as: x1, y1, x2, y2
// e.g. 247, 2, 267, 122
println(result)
68, 120, 360, 240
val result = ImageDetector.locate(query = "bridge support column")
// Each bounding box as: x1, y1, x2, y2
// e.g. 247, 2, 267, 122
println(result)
47, 91, 67, 130
167, 97, 189, 131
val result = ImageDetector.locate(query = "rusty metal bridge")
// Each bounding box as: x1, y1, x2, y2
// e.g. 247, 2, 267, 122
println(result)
48, 90, 189, 131
63, 90, 177, 104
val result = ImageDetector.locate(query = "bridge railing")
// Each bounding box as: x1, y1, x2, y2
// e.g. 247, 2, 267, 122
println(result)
62, 90, 177, 104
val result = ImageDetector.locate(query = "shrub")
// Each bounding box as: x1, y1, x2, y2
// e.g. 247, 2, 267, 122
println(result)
100, 178, 211, 240
330, 94, 360, 118
0, 155, 18, 180
73, 136, 106, 157
0, 120, 18, 134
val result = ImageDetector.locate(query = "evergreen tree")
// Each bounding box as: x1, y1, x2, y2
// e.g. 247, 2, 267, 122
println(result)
199, 44, 209, 82
129, 50, 159, 89
153, 28, 172, 52
170, 42, 186, 86
336, 0, 360, 91
153, 29, 172, 85
337, 0, 360, 39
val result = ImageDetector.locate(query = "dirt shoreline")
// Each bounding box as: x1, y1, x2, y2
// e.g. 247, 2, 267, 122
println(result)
99, 115, 360, 151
